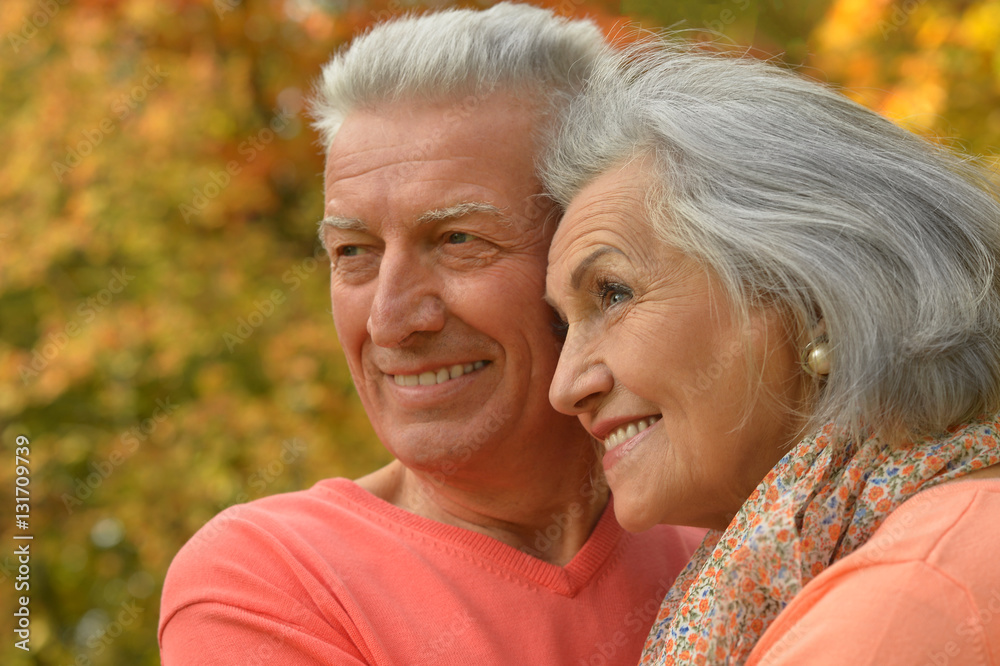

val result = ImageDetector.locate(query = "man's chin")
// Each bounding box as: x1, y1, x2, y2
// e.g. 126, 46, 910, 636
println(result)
376, 409, 511, 466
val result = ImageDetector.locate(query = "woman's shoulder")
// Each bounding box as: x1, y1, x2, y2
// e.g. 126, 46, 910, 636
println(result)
747, 479, 1000, 666
865, 476, 1000, 567
827, 477, 1000, 605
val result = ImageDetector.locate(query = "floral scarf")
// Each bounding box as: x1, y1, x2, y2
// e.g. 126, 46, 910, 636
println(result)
640, 413, 1000, 665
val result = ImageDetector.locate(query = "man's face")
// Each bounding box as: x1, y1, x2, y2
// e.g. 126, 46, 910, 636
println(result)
322, 93, 575, 472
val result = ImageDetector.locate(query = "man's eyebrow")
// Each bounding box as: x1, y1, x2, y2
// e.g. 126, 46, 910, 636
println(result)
317, 202, 508, 249
570, 247, 622, 289
318, 202, 502, 234
416, 202, 505, 224
317, 216, 365, 250
319, 216, 367, 232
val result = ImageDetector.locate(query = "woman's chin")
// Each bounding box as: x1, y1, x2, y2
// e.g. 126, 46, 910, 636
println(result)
611, 492, 661, 533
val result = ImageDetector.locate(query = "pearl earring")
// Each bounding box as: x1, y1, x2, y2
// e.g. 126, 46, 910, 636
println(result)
802, 336, 831, 377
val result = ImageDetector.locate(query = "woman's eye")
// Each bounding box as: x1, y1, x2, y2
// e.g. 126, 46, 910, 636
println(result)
339, 245, 369, 257
550, 313, 569, 339
447, 232, 476, 244
598, 282, 632, 310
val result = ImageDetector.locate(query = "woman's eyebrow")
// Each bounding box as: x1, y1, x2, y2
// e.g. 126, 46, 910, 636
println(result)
570, 247, 622, 289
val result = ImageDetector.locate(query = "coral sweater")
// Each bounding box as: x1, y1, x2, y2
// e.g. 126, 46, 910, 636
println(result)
159, 478, 705, 665
749, 479, 1000, 665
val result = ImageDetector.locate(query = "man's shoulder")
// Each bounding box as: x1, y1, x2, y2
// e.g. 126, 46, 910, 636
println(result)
158, 478, 383, 655
163, 478, 373, 582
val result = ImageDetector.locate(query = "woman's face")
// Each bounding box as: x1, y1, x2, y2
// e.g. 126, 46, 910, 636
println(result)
546, 162, 807, 531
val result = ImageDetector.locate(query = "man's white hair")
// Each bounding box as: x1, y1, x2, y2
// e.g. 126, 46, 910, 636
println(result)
310, 2, 606, 149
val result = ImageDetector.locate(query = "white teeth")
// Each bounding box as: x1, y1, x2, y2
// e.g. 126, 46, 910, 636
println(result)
603, 415, 660, 452
394, 361, 488, 387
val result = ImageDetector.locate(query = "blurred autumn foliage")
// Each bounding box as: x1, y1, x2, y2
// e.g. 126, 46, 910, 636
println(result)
0, 0, 997, 663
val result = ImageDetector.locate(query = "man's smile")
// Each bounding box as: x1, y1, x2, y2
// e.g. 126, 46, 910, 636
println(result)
391, 360, 489, 386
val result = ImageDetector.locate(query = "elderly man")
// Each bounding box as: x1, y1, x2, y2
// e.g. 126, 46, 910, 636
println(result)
159, 4, 702, 664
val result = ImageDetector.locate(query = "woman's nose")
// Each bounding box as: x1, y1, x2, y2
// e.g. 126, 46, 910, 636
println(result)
549, 329, 614, 416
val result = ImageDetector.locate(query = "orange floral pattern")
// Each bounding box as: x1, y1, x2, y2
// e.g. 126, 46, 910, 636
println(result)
640, 414, 1000, 665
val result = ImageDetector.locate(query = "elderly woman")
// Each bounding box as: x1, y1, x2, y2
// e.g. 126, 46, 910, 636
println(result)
543, 40, 1000, 665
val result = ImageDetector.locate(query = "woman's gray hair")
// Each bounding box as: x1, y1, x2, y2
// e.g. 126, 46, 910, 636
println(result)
309, 2, 606, 149
543, 38, 1000, 441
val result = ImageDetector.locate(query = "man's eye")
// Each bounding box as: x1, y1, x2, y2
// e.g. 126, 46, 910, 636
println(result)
447, 232, 476, 244
339, 245, 369, 257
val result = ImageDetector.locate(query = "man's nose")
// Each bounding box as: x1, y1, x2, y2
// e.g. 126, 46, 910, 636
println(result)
549, 328, 613, 416
367, 249, 446, 347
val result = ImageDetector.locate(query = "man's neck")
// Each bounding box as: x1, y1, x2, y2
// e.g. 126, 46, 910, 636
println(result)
355, 456, 609, 566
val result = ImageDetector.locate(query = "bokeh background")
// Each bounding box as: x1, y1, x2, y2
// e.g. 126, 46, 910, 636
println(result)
1, 0, 998, 663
